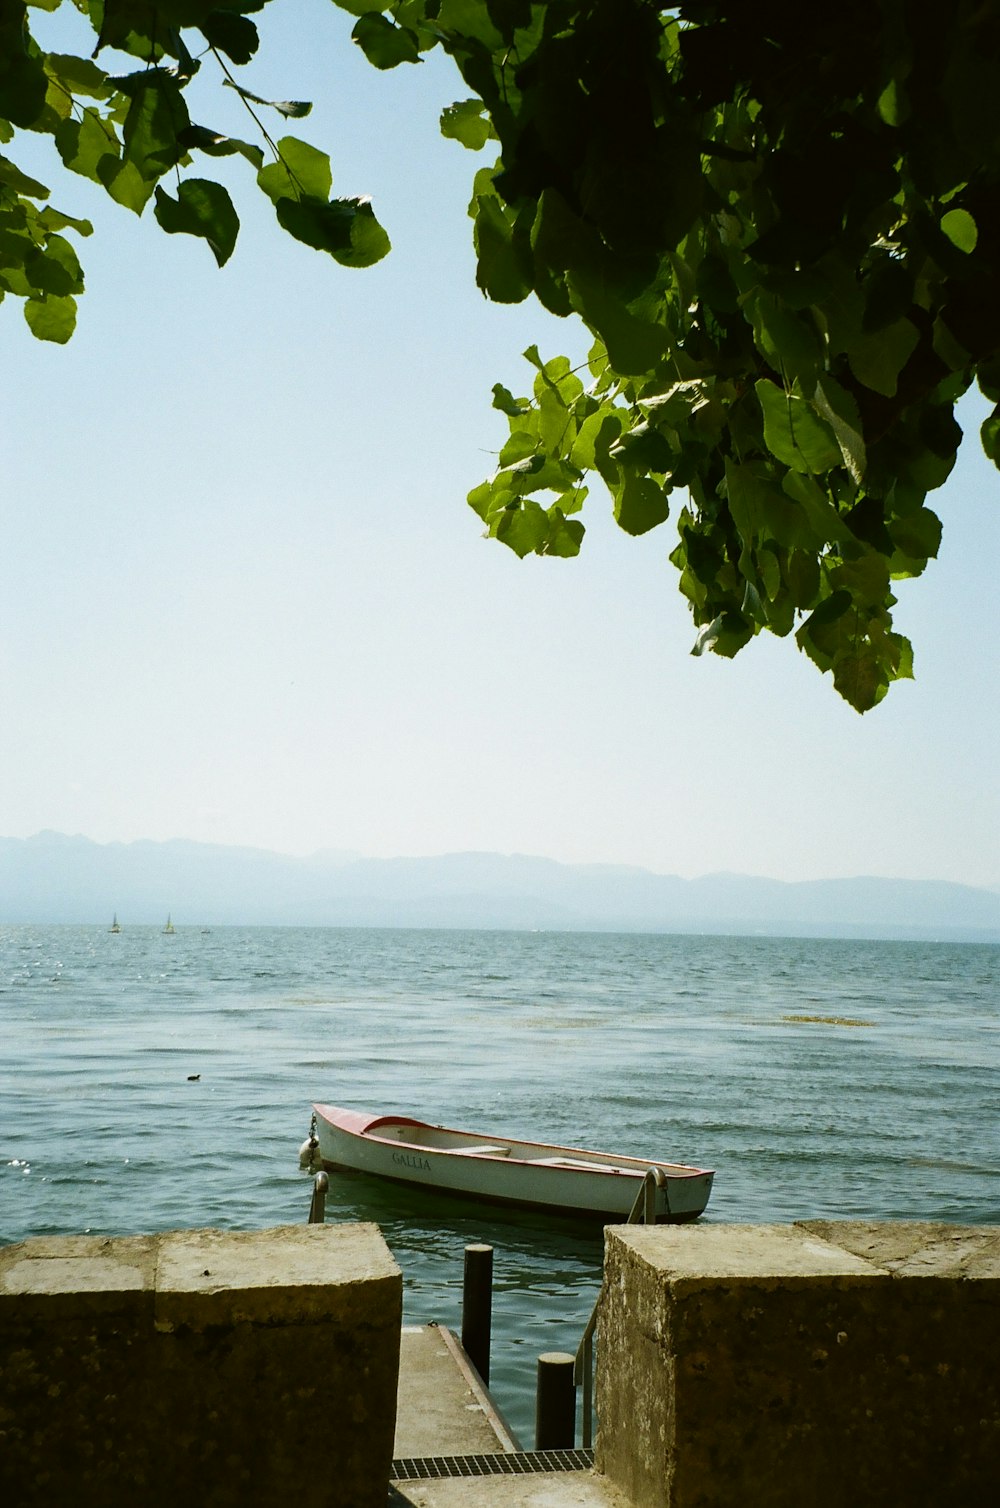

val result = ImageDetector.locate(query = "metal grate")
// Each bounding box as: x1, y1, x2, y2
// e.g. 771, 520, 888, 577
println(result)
392, 1448, 595, 1480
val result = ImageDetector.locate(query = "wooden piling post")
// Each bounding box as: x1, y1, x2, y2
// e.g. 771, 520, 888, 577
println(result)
461, 1243, 493, 1385
535, 1350, 576, 1449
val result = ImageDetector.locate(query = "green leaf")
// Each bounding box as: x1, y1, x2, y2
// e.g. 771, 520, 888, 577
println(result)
980, 404, 1000, 465
24, 233, 82, 296
776, 477, 846, 552
257, 138, 332, 204
543, 505, 585, 556
199, 12, 260, 66
536, 389, 570, 455
0, 242, 34, 299
435, 0, 505, 48
23, 292, 76, 343
843, 498, 894, 555
977, 359, 1000, 404
889, 506, 942, 564
747, 289, 823, 382
56, 111, 119, 184
786, 549, 821, 608
37, 207, 93, 237
223, 80, 311, 119
940, 207, 977, 254
691, 612, 754, 659
862, 258, 913, 334
755, 380, 841, 474
757, 546, 783, 606
492, 498, 551, 558
178, 125, 264, 171
816, 253, 865, 358
498, 430, 539, 466
275, 197, 391, 268
0, 30, 47, 128
613, 473, 669, 536
153, 179, 239, 267
491, 382, 530, 417
121, 72, 190, 182
329, 0, 386, 14
876, 77, 909, 127
570, 407, 623, 470
847, 318, 919, 398
892, 634, 915, 682
811, 374, 866, 483
533, 351, 583, 407
609, 421, 674, 475
567, 264, 667, 375
726, 461, 812, 550
529, 185, 593, 273
468, 478, 498, 523
44, 54, 112, 100
0, 156, 49, 199
473, 194, 530, 303
796, 590, 853, 670
832, 552, 891, 606
97, 156, 152, 214
22, 255, 71, 298
440, 99, 491, 151
741, 579, 768, 625
833, 652, 886, 713
495, 452, 580, 496
352, 15, 421, 69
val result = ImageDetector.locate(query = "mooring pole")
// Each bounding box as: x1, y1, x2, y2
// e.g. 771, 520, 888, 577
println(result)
535, 1350, 576, 1449
461, 1243, 493, 1385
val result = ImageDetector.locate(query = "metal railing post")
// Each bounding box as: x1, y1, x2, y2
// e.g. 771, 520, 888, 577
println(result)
307, 1170, 328, 1223
642, 1165, 666, 1225
574, 1304, 599, 1449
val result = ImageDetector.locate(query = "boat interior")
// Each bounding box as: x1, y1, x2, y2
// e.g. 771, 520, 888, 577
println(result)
369, 1119, 664, 1173
374, 1121, 513, 1154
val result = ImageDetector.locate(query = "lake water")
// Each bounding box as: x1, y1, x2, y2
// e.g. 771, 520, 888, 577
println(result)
2, 924, 997, 1442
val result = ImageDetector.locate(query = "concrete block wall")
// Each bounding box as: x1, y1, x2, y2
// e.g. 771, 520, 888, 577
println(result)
596, 1221, 1000, 1508
0, 1223, 402, 1508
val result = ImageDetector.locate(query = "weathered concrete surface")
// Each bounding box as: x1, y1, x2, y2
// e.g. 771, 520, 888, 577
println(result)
800, 1219, 1000, 1278
0, 1223, 401, 1508
596, 1221, 1000, 1508
395, 1325, 517, 1457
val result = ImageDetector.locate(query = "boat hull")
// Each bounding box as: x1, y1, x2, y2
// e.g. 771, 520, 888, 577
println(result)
311, 1104, 713, 1222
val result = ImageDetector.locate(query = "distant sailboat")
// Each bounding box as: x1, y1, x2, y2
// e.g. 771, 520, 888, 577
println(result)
109, 914, 121, 934
163, 915, 176, 934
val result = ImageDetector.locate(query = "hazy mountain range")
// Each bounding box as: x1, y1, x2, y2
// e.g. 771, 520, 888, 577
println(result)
1, 832, 997, 941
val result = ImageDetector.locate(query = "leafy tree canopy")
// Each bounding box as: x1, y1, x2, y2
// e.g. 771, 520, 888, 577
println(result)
4, 0, 999, 710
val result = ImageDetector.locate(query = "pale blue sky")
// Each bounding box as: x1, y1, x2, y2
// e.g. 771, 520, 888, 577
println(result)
1, 1, 997, 886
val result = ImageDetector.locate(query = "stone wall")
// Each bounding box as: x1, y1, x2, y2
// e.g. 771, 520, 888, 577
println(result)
0, 1223, 402, 1508
596, 1221, 999, 1508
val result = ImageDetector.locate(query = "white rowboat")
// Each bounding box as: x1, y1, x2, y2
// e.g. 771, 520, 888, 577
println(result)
311, 1103, 714, 1222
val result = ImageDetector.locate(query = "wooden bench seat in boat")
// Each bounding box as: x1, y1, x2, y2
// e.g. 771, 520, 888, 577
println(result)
529, 1156, 612, 1170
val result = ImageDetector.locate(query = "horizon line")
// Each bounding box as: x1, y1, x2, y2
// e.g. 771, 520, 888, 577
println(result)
2, 828, 999, 893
